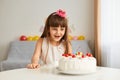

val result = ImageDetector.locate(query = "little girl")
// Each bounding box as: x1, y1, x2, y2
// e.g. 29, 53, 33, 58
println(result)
27, 9, 72, 69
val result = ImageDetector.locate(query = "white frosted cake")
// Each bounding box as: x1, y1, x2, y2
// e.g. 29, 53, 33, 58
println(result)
58, 52, 97, 74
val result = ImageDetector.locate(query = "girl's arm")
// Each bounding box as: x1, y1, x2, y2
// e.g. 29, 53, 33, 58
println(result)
31, 38, 43, 64
27, 38, 43, 69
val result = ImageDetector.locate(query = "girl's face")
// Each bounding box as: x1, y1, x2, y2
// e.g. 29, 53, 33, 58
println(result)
49, 26, 65, 42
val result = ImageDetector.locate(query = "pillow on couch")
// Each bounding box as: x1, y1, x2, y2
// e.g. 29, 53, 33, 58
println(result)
7, 41, 36, 60
71, 40, 91, 54
0, 41, 36, 71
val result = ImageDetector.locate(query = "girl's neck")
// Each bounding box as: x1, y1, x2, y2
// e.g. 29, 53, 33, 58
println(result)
49, 38, 60, 46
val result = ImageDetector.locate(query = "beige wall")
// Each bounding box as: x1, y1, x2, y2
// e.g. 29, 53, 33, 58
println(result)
0, 0, 94, 61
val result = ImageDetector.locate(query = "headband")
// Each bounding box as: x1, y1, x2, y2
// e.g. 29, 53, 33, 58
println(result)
55, 9, 66, 18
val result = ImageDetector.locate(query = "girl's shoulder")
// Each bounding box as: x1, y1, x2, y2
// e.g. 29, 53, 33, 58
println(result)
36, 37, 47, 46
37, 37, 47, 42
38, 37, 48, 46
37, 37, 43, 43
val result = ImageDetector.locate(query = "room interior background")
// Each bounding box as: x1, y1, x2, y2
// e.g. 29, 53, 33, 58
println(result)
0, 0, 94, 61
100, 0, 120, 68
1, 0, 120, 69
95, 0, 120, 68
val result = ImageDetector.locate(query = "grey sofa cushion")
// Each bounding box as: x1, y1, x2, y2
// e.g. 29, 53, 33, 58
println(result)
71, 40, 91, 54
7, 41, 36, 60
1, 60, 30, 71
0, 40, 91, 71
0, 41, 36, 71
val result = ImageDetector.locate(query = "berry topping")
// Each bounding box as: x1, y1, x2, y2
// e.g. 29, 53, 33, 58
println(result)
86, 53, 93, 57
82, 54, 85, 58
62, 54, 65, 56
72, 55, 76, 58
68, 53, 72, 56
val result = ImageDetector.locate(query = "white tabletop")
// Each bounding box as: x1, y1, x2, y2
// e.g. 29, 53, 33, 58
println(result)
0, 66, 120, 80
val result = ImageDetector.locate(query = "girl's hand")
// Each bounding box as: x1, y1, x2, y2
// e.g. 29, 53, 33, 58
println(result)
27, 63, 40, 69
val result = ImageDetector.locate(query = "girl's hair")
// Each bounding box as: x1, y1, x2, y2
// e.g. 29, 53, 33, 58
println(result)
41, 10, 70, 53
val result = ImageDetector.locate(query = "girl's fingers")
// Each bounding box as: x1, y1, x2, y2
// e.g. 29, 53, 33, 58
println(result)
27, 64, 32, 69
32, 64, 36, 69
27, 64, 40, 69
36, 64, 40, 68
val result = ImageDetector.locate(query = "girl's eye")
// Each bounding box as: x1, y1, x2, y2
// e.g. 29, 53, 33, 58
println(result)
53, 28, 57, 30
61, 28, 65, 31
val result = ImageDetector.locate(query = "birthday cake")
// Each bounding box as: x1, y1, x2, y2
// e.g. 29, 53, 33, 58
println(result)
58, 52, 97, 74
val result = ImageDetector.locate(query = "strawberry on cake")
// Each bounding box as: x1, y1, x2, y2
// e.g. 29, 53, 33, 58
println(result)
58, 52, 97, 74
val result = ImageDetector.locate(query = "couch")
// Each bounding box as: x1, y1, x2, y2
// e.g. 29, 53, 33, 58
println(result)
0, 40, 91, 71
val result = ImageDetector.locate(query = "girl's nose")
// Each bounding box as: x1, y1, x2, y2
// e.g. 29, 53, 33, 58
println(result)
57, 29, 61, 34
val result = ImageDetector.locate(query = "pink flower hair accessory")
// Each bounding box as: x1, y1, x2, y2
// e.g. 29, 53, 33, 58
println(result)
56, 9, 66, 18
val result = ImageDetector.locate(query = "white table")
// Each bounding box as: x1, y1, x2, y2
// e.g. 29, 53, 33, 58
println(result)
0, 66, 120, 80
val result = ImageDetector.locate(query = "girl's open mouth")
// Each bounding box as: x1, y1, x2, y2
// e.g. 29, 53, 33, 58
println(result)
54, 36, 61, 39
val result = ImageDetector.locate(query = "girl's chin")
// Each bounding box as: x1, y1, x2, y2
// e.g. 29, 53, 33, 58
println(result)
54, 39, 61, 42
53, 38, 61, 41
